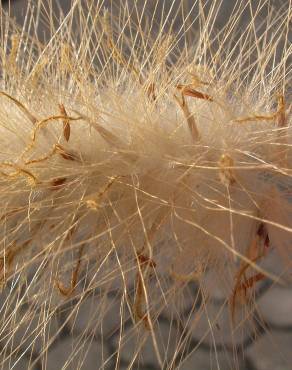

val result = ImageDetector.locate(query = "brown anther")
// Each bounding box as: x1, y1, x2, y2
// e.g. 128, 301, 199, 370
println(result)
59, 103, 71, 141
56, 144, 79, 161
137, 253, 156, 269
50, 177, 67, 189
176, 85, 213, 101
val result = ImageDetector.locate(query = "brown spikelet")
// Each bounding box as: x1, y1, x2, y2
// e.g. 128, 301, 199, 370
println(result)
50, 177, 67, 189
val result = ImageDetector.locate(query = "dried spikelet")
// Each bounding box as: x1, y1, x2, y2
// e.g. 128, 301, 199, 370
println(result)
0, 1, 291, 370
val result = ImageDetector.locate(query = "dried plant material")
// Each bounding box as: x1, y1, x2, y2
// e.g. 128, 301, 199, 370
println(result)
218, 153, 236, 186
74, 110, 124, 148
24, 145, 59, 165
133, 253, 156, 329
174, 93, 200, 141
141, 207, 170, 252
256, 222, 270, 250
59, 103, 71, 141
0, 244, 17, 285
0, 162, 37, 185
188, 72, 210, 87
9, 35, 19, 61
60, 43, 72, 74
55, 245, 84, 296
85, 199, 99, 210
0, 206, 25, 222
231, 267, 266, 322
230, 222, 270, 321
25, 144, 80, 164
0, 91, 37, 124
28, 56, 48, 88
153, 34, 173, 67
84, 176, 119, 210
170, 264, 203, 282
21, 114, 82, 159
145, 82, 156, 101
234, 97, 287, 124
176, 84, 213, 101
102, 9, 140, 80
0, 2, 291, 370
6, 34, 20, 75
234, 114, 276, 123
0, 239, 32, 285
50, 177, 67, 189
276, 95, 287, 128
56, 144, 80, 161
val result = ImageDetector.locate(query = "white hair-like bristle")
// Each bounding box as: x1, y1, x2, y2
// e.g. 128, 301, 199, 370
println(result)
0, 0, 291, 368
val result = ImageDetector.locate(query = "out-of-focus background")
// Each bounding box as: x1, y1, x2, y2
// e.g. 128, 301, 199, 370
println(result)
2, 0, 291, 38
0, 0, 292, 369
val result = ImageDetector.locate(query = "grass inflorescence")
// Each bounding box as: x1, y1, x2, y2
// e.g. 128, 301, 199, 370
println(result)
0, 0, 291, 369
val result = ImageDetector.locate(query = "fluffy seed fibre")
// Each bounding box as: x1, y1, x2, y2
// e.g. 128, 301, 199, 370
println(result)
0, 0, 291, 369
